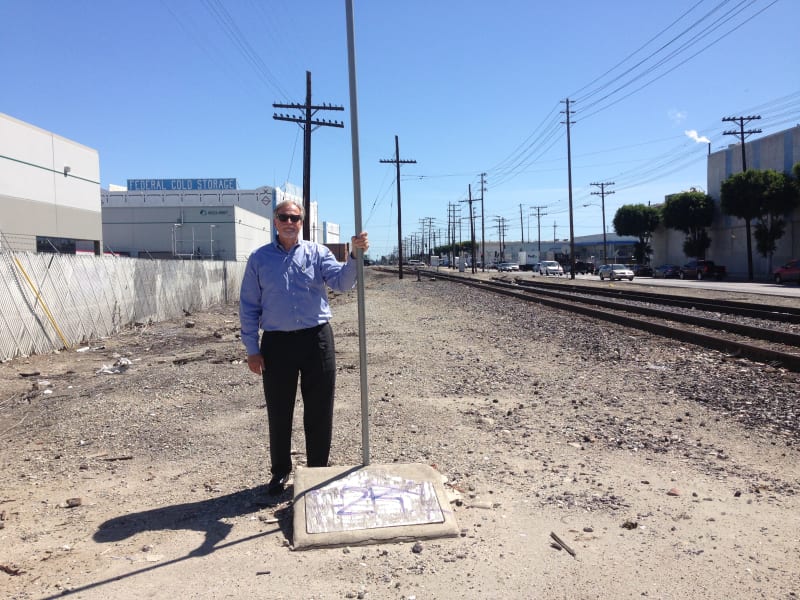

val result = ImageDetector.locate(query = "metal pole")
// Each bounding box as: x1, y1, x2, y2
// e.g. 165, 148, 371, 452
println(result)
345, 0, 370, 466
303, 71, 312, 242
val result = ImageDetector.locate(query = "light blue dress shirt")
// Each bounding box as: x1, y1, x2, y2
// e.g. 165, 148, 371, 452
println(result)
239, 239, 358, 356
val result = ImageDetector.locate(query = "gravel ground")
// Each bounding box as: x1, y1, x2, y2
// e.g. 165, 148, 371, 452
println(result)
0, 268, 798, 599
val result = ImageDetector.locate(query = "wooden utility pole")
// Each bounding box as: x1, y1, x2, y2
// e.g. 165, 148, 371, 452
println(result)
461, 187, 477, 273
531, 205, 548, 256
722, 115, 762, 281
562, 98, 576, 279
380, 135, 416, 279
590, 182, 615, 265
273, 71, 344, 241
479, 173, 487, 271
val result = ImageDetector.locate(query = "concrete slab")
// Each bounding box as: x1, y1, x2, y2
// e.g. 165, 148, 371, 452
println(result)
292, 463, 460, 550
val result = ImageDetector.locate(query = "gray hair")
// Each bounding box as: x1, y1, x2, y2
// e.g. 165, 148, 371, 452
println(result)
274, 199, 305, 220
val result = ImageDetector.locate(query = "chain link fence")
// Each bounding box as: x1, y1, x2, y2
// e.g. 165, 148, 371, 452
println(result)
0, 249, 247, 361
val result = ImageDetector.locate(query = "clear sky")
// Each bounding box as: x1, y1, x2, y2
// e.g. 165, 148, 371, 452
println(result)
2, 0, 798, 260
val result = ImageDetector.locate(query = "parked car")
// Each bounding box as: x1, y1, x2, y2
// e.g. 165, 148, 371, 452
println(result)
773, 259, 800, 284
653, 264, 680, 279
597, 264, 634, 281
498, 262, 520, 272
679, 260, 726, 280
627, 264, 653, 277
538, 260, 564, 276
573, 261, 595, 275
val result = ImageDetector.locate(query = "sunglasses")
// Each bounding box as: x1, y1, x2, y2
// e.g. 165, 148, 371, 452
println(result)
276, 213, 302, 223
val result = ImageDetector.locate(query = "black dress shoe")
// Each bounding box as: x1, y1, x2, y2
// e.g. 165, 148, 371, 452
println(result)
268, 473, 290, 496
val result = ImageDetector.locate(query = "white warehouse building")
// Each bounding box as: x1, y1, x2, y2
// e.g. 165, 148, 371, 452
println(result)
0, 113, 102, 253
101, 180, 342, 261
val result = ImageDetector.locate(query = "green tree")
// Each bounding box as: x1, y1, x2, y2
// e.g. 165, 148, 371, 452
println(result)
720, 169, 770, 280
753, 169, 800, 271
661, 190, 715, 259
721, 168, 800, 277
612, 204, 661, 264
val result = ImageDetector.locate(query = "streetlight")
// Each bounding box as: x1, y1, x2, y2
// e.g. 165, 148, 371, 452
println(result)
582, 202, 608, 265
171, 223, 183, 257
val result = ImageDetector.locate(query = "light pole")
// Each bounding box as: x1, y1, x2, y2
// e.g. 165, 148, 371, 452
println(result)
583, 202, 607, 265
171, 223, 183, 257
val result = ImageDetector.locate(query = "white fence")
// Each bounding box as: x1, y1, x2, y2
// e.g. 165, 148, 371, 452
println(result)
0, 250, 247, 361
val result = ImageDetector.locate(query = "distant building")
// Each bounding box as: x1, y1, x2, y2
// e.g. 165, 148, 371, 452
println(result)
322, 221, 341, 244
652, 125, 800, 276
101, 183, 283, 261
0, 113, 102, 253
101, 183, 342, 261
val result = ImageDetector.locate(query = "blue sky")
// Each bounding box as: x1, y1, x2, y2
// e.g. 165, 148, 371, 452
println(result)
2, 0, 798, 259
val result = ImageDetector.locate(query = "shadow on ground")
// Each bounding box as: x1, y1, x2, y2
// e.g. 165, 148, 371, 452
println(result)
94, 484, 294, 556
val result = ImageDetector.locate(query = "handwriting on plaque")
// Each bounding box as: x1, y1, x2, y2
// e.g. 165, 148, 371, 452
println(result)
305, 471, 446, 534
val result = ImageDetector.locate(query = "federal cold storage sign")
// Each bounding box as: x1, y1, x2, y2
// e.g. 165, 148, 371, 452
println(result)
126, 178, 237, 191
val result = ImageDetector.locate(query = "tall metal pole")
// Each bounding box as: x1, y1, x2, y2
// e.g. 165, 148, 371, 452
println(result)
345, 0, 370, 466
303, 71, 312, 241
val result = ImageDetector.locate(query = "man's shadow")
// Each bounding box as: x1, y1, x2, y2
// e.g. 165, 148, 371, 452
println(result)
93, 485, 293, 556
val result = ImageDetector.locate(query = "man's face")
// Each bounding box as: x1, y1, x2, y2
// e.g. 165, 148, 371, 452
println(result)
274, 204, 303, 241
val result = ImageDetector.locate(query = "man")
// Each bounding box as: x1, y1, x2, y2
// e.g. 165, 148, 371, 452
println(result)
239, 200, 369, 496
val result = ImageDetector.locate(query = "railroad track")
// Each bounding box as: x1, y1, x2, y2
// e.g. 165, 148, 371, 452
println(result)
404, 268, 800, 372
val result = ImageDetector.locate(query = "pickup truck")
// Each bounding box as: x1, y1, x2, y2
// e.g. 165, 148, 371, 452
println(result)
679, 260, 727, 280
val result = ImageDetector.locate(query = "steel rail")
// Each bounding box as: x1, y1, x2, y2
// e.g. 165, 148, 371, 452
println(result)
515, 278, 800, 323
418, 269, 800, 372
503, 279, 800, 347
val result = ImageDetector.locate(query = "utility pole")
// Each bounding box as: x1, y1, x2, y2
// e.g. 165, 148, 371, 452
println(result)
519, 204, 525, 245
590, 181, 615, 265
448, 202, 459, 268
494, 216, 507, 262
561, 98, 576, 279
553, 221, 557, 243
461, 186, 477, 273
722, 115, 762, 281
479, 173, 487, 271
420, 216, 434, 260
379, 135, 416, 279
273, 71, 344, 241
531, 205, 547, 256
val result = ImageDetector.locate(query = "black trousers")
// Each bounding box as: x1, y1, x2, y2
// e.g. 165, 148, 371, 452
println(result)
260, 323, 336, 476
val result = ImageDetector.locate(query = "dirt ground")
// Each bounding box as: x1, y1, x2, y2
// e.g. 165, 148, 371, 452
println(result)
1, 269, 798, 600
